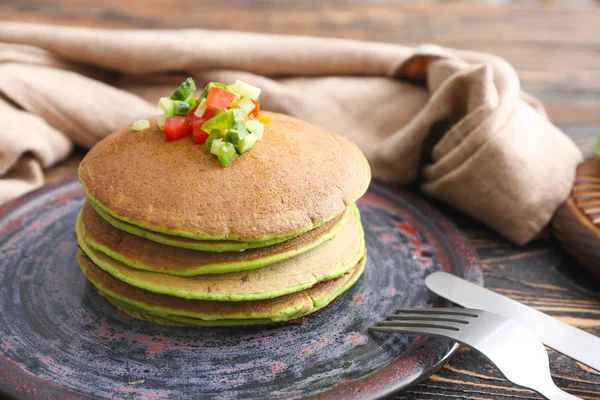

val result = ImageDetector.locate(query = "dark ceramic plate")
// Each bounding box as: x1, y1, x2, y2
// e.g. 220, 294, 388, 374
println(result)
0, 177, 482, 400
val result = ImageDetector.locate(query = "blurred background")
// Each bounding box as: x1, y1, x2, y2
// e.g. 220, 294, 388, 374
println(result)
2, 0, 598, 160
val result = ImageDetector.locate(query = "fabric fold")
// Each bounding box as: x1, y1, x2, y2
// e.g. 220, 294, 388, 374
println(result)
0, 23, 582, 245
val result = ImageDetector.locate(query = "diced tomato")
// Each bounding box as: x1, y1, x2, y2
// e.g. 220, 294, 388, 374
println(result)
206, 87, 236, 111
190, 109, 215, 144
192, 121, 210, 144
164, 116, 192, 141
194, 109, 215, 136
249, 98, 260, 119
196, 109, 214, 126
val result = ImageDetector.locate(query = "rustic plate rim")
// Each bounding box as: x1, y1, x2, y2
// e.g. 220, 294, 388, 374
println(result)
0, 175, 483, 400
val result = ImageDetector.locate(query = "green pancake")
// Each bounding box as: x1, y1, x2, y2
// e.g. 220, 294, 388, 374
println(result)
78, 112, 371, 243
77, 250, 366, 326
76, 206, 365, 301
90, 200, 296, 252
80, 200, 351, 276
104, 297, 276, 327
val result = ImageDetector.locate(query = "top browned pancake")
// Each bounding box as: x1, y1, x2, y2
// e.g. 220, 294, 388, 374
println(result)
78, 112, 371, 241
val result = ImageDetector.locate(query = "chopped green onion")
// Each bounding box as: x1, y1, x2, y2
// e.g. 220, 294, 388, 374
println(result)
201, 109, 243, 133
156, 115, 167, 131
170, 77, 196, 101
204, 130, 221, 153
237, 97, 256, 116
210, 138, 224, 155
194, 99, 207, 118
237, 132, 258, 154
244, 119, 264, 139
131, 119, 150, 131
227, 80, 261, 101
596, 134, 600, 159
217, 141, 238, 166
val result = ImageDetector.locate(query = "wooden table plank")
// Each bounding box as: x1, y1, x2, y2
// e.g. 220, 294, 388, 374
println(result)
2, 1, 599, 398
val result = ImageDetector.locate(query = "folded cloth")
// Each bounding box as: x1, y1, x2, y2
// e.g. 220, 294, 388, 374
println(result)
0, 23, 582, 245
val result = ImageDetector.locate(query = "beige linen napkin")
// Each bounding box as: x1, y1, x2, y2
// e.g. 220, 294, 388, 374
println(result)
0, 23, 582, 245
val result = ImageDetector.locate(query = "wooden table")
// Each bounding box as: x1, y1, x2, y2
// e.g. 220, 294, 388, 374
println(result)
2, 1, 600, 398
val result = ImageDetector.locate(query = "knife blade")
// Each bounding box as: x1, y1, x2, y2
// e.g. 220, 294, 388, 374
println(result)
425, 271, 600, 372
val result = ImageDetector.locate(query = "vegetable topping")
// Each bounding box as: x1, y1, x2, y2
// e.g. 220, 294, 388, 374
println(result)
152, 77, 268, 166
131, 119, 150, 131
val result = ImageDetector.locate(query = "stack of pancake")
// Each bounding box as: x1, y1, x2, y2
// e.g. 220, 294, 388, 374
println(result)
76, 113, 371, 326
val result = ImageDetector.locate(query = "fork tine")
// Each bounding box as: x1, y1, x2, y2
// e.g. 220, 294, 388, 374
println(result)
385, 315, 470, 325
369, 324, 459, 339
394, 308, 479, 318
376, 320, 463, 331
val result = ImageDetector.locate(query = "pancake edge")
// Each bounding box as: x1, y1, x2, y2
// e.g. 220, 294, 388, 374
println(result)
81, 177, 353, 244
82, 205, 353, 276
95, 255, 366, 326
75, 207, 366, 301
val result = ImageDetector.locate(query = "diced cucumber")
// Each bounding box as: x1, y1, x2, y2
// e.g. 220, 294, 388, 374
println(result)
159, 98, 190, 117
202, 109, 243, 133
194, 99, 207, 118
244, 119, 264, 139
158, 97, 175, 116
156, 115, 167, 131
204, 130, 221, 153
223, 127, 249, 150
236, 97, 256, 116
217, 142, 238, 166
170, 77, 196, 101
226, 80, 261, 101
237, 133, 258, 154
173, 100, 191, 116
231, 109, 244, 129
186, 97, 198, 108
210, 138, 224, 155
131, 119, 150, 131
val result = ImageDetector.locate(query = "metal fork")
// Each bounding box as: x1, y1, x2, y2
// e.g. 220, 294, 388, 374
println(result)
370, 308, 580, 400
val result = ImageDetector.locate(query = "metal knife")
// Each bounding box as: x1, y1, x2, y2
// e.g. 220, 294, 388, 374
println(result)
425, 271, 600, 372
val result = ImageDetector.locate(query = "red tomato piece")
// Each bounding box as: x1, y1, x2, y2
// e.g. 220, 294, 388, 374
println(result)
187, 103, 200, 118
191, 109, 215, 144
192, 122, 210, 144
194, 109, 215, 132
206, 87, 236, 111
164, 116, 192, 141
249, 98, 260, 119
196, 109, 215, 126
